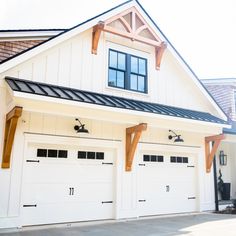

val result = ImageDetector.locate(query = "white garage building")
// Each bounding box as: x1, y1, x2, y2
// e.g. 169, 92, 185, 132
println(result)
0, 0, 229, 228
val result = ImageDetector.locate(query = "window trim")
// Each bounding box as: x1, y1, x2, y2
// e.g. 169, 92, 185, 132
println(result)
108, 49, 148, 94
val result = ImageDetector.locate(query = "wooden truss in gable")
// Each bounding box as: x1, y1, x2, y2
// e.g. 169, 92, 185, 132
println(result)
92, 7, 167, 69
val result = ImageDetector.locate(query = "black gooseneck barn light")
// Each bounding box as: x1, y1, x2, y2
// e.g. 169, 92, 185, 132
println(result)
168, 130, 184, 142
74, 118, 89, 133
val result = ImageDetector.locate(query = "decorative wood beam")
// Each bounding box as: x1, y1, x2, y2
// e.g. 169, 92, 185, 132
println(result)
126, 123, 147, 171
92, 7, 167, 69
91, 21, 104, 55
155, 42, 167, 70
2, 106, 22, 169
103, 25, 162, 47
205, 134, 225, 173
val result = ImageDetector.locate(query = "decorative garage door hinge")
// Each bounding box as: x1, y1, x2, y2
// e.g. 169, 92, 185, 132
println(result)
23, 204, 37, 207
26, 160, 40, 163
102, 162, 113, 165
187, 165, 195, 168
138, 199, 146, 202
188, 197, 196, 200
139, 164, 145, 166
102, 201, 113, 204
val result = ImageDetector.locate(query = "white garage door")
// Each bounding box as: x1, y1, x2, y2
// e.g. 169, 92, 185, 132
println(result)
21, 143, 115, 226
138, 151, 197, 216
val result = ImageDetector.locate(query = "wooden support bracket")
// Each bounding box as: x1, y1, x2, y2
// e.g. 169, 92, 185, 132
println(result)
92, 21, 105, 54
155, 42, 167, 70
2, 106, 22, 169
126, 123, 147, 171
205, 134, 225, 173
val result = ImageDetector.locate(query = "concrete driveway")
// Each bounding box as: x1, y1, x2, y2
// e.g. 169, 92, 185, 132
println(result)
1, 213, 236, 236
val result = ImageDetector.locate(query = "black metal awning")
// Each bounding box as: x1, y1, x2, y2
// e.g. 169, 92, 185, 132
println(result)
5, 76, 228, 125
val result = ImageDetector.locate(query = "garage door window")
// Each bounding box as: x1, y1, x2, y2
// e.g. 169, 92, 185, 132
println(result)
143, 155, 164, 162
37, 149, 68, 158
170, 156, 188, 163
48, 149, 57, 158
78, 151, 105, 160
37, 149, 47, 157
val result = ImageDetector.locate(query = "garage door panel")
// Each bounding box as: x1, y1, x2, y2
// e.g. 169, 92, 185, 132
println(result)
22, 201, 114, 226
21, 143, 115, 226
138, 152, 197, 216
73, 182, 113, 202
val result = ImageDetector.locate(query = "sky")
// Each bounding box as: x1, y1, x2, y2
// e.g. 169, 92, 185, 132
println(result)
1, 0, 236, 79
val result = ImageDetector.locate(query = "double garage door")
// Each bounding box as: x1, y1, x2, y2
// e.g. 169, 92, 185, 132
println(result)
21, 143, 115, 226
21, 140, 197, 226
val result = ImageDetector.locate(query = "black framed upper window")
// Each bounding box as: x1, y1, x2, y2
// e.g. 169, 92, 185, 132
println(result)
108, 49, 147, 93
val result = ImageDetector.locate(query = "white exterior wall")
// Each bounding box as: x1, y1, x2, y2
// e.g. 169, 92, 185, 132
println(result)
0, 109, 216, 228
1, 29, 218, 116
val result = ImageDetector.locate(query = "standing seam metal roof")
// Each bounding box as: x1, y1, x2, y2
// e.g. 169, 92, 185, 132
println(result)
5, 76, 228, 125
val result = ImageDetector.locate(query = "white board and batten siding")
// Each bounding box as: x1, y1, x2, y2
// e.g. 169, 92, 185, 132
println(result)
2, 28, 219, 117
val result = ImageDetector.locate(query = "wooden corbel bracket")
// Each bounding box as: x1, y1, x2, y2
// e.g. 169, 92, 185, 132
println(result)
126, 123, 147, 171
205, 134, 225, 173
155, 42, 167, 70
91, 21, 105, 54
2, 106, 22, 169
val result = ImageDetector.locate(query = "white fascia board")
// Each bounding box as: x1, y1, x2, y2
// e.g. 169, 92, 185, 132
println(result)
202, 78, 236, 85
13, 91, 230, 129
0, 1, 135, 74
0, 30, 64, 39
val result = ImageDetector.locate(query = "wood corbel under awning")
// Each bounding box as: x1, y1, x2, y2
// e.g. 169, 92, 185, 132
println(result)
92, 7, 167, 69
1, 106, 22, 169
126, 123, 147, 171
205, 134, 225, 173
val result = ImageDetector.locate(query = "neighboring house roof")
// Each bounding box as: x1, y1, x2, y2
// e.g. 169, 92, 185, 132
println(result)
0, 40, 44, 63
5, 76, 228, 125
202, 78, 236, 121
0, 29, 66, 64
0, 0, 227, 121
202, 78, 236, 134
223, 121, 236, 134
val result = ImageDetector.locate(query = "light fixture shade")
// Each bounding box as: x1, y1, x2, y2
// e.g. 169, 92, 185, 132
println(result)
168, 130, 184, 143
78, 126, 89, 133
174, 136, 184, 142
74, 120, 89, 134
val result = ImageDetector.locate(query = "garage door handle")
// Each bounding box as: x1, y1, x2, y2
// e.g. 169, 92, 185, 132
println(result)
23, 204, 37, 207
188, 197, 196, 200
138, 200, 146, 202
26, 160, 40, 163
69, 187, 75, 195
187, 165, 195, 168
102, 201, 113, 204
102, 162, 113, 165
139, 164, 145, 166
